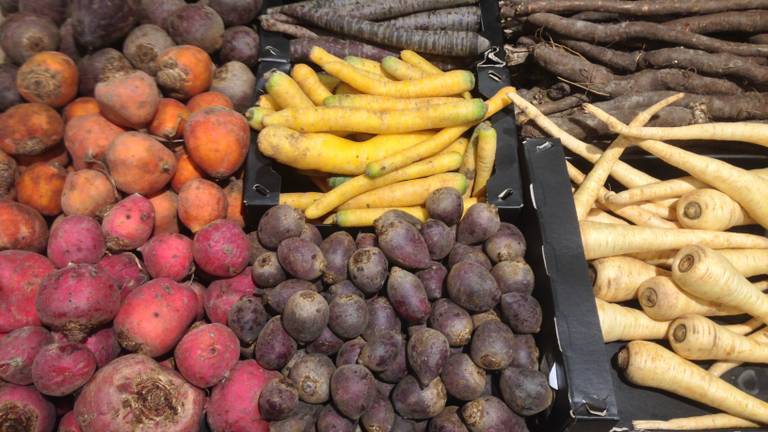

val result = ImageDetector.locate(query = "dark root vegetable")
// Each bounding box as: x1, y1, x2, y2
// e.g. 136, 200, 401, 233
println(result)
349, 246, 389, 295
259, 377, 299, 421
0, 64, 22, 111
447, 261, 500, 312
461, 396, 527, 432
317, 405, 355, 432
470, 320, 517, 371
266, 279, 317, 314
77, 48, 133, 96
492, 260, 535, 295
429, 299, 473, 347
358, 330, 402, 372
0, 383, 55, 432
426, 187, 464, 226
282, 290, 329, 343
0, 13, 59, 65
251, 251, 286, 288
441, 353, 486, 401
72, 0, 138, 50
288, 353, 335, 404
330, 364, 377, 420
138, 0, 184, 26
457, 203, 500, 245
447, 243, 491, 270
407, 327, 450, 387
258, 204, 305, 250
362, 396, 396, 432
417, 262, 447, 300
307, 326, 344, 356
254, 316, 297, 370
122, 24, 175, 76
363, 297, 401, 341
391, 375, 447, 420
500, 292, 543, 334
207, 0, 259, 26
421, 219, 456, 260
336, 337, 365, 367
429, 406, 467, 432
211, 60, 256, 113
228, 295, 269, 346
277, 237, 326, 281
221, 26, 260, 67
19, 0, 67, 25
320, 231, 356, 285
500, 367, 553, 416
58, 18, 79, 61
387, 267, 431, 323
165, 4, 225, 54
376, 218, 432, 270
328, 294, 368, 340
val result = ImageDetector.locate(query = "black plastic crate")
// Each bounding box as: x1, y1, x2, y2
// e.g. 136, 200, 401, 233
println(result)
523, 138, 768, 431
243, 0, 523, 233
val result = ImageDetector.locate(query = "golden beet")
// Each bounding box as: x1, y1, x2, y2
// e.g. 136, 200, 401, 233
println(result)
0, 102, 63, 156
106, 131, 177, 195
184, 106, 249, 179
16, 51, 78, 108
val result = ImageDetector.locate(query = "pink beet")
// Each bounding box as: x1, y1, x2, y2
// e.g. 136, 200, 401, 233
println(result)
58, 411, 81, 432
139, 233, 194, 281
193, 219, 250, 277
74, 354, 205, 432
31, 342, 96, 396
187, 280, 206, 320
83, 327, 121, 368
204, 267, 255, 325
0, 250, 54, 332
101, 194, 155, 251
207, 360, 278, 432
114, 278, 198, 357
174, 323, 239, 388
47, 215, 105, 268
97, 252, 149, 301
0, 383, 55, 432
36, 264, 121, 342
0, 326, 52, 385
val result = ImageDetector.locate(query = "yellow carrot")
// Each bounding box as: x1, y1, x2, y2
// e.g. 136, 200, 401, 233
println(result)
323, 94, 457, 111
673, 245, 768, 325
591, 256, 668, 302
638, 276, 751, 321
618, 341, 768, 425
316, 72, 340, 92
438, 137, 469, 157
595, 299, 670, 342
279, 192, 323, 210
580, 221, 768, 260
677, 188, 755, 231
261, 99, 487, 134
669, 314, 768, 363
399, 50, 472, 99
258, 94, 280, 110
572, 93, 685, 220
585, 208, 629, 225
245, 107, 274, 130
335, 82, 359, 94
381, 56, 427, 80
472, 122, 496, 198
509, 91, 658, 188
633, 414, 760, 431
344, 56, 388, 78
460, 127, 477, 181
305, 151, 464, 219
257, 126, 432, 175
709, 326, 768, 378
337, 173, 467, 210
365, 86, 515, 178
265, 70, 314, 109
597, 119, 768, 148
332, 207, 430, 227
291, 64, 333, 106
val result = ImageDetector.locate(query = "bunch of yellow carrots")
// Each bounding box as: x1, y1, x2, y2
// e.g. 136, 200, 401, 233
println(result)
514, 92, 768, 429
246, 46, 515, 226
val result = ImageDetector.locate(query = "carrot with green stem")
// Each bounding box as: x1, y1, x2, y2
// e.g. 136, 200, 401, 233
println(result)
580, 221, 768, 260
399, 50, 472, 99
596, 299, 670, 342
291, 64, 333, 106
669, 314, 768, 363
337, 172, 467, 210
633, 413, 760, 430
673, 245, 768, 325
265, 70, 315, 109
472, 122, 496, 198
591, 256, 668, 302
323, 94, 458, 111
618, 340, 768, 424
381, 56, 427, 80
677, 188, 755, 231
572, 93, 685, 220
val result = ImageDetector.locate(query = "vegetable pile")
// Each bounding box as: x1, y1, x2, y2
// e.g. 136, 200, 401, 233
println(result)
500, 0, 768, 143
249, 46, 514, 226
511, 90, 768, 429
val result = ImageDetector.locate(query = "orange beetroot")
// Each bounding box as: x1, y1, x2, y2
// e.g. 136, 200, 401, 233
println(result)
0, 150, 16, 199
64, 113, 124, 170
95, 70, 161, 129
225, 177, 245, 227
148, 189, 180, 235
0, 200, 48, 252
31, 342, 96, 396
193, 219, 250, 278
139, 233, 193, 281
174, 323, 239, 388
155, 45, 213, 100
178, 178, 227, 233
36, 263, 120, 341
207, 360, 277, 432
0, 326, 52, 385
60, 169, 118, 217
187, 91, 233, 113
106, 131, 177, 195
114, 278, 198, 357
97, 252, 149, 302
204, 267, 255, 325
15, 161, 65, 216
63, 96, 100, 122
171, 149, 206, 193
74, 354, 205, 432
101, 194, 155, 252
148, 98, 189, 141
0, 102, 63, 156
58, 410, 81, 432
0, 383, 56, 432
16, 51, 78, 108
184, 106, 250, 178
83, 327, 120, 368
47, 215, 105, 267
14, 143, 69, 170
0, 251, 54, 332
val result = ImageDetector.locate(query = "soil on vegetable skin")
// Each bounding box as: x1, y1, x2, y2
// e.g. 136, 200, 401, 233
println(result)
128, 377, 182, 426
0, 402, 37, 431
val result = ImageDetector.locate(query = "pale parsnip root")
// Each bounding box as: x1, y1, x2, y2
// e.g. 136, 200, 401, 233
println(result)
668, 314, 768, 362
591, 256, 668, 302
586, 208, 630, 225
595, 299, 670, 343
710, 325, 768, 378
638, 276, 742, 321
629, 249, 768, 276
677, 188, 755, 231
596, 119, 768, 149
633, 414, 759, 431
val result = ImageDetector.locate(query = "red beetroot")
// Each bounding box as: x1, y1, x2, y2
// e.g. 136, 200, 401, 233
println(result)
74, 354, 205, 432
36, 263, 120, 341
0, 250, 54, 332
101, 194, 155, 252
47, 215, 105, 268
204, 267, 255, 324
0, 326, 51, 384
58, 410, 81, 432
207, 360, 278, 432
187, 280, 206, 320
139, 233, 194, 281
83, 327, 120, 368
174, 323, 239, 388
0, 383, 55, 432
96, 252, 149, 301
31, 342, 96, 396
114, 278, 198, 357
193, 219, 250, 277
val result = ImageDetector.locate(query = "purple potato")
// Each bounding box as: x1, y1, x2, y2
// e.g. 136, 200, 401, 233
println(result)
278, 238, 326, 281
355, 232, 377, 249
416, 262, 447, 301
317, 405, 355, 432
349, 247, 388, 295
77, 48, 133, 96
283, 290, 329, 343
335, 337, 365, 367
500, 292, 542, 334
447, 243, 491, 270
387, 267, 431, 323
165, 4, 224, 53
320, 231, 355, 285
72, 0, 137, 50
391, 376, 447, 420
227, 295, 269, 345
251, 251, 287, 288
254, 316, 297, 370
362, 396, 395, 432
470, 320, 517, 370
266, 279, 317, 313
426, 187, 463, 226
446, 261, 500, 312
122, 24, 174, 76
206, 0, 259, 26
329, 293, 369, 339
461, 396, 527, 432
220, 25, 259, 68
421, 219, 455, 260
306, 326, 344, 356
500, 367, 553, 416
428, 406, 468, 432
491, 260, 534, 295
429, 299, 473, 347
358, 330, 402, 372
259, 377, 299, 421
258, 204, 305, 249
440, 353, 485, 401
363, 297, 401, 341
0, 64, 22, 111
408, 327, 450, 388
0, 13, 59, 65
456, 203, 500, 245
376, 219, 432, 270
288, 353, 335, 404
330, 364, 377, 420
